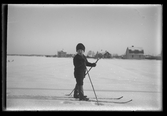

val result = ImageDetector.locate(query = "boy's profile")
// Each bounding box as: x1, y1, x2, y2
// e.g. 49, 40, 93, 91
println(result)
73, 43, 96, 101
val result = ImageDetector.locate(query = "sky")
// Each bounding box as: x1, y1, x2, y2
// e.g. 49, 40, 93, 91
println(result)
7, 4, 162, 55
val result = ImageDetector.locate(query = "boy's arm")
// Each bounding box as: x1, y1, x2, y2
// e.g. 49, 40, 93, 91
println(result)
84, 56, 96, 67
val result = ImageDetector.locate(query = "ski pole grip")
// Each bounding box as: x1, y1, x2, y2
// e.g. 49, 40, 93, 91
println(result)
85, 58, 100, 76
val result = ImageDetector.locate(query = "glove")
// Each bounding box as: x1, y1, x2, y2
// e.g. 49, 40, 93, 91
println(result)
91, 63, 96, 67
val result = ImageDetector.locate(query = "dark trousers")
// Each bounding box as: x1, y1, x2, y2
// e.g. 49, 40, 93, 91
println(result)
74, 71, 85, 98
74, 72, 85, 86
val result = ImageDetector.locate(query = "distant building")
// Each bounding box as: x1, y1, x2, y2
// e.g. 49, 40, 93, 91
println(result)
94, 52, 103, 59
57, 50, 67, 57
103, 51, 112, 58
124, 46, 144, 59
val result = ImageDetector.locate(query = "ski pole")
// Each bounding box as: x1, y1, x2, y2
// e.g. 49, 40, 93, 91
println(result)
86, 68, 99, 105
85, 58, 100, 76
66, 87, 75, 96
66, 58, 100, 96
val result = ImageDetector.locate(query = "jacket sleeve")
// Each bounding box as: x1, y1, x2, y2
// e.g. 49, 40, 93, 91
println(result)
84, 56, 94, 67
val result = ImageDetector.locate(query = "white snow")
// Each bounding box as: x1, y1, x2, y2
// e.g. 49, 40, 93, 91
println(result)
6, 56, 162, 111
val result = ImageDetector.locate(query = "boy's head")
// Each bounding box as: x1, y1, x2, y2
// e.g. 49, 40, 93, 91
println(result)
76, 43, 85, 55
76, 43, 85, 52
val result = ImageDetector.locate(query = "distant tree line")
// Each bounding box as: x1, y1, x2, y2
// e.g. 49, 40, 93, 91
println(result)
144, 55, 162, 60
7, 50, 162, 60
86, 50, 162, 60
86, 50, 122, 59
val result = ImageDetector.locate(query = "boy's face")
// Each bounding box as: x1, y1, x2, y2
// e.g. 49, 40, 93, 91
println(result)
77, 49, 84, 55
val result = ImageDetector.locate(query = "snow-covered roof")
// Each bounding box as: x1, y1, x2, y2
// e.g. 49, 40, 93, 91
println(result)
127, 46, 144, 54
128, 47, 143, 51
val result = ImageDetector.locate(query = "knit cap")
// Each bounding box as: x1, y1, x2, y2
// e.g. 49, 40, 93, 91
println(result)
76, 43, 85, 52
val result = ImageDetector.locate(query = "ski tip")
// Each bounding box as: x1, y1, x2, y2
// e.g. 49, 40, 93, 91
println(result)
119, 96, 123, 99
114, 99, 133, 104
124, 99, 133, 103
65, 94, 72, 96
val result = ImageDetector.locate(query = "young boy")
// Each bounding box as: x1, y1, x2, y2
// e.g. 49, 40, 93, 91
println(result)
73, 43, 96, 101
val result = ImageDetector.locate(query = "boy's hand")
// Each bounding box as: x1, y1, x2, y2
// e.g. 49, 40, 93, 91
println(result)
91, 63, 96, 67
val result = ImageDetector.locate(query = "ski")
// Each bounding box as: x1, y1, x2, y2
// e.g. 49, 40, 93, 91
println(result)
65, 94, 123, 100
7, 94, 132, 104
88, 99, 132, 104
69, 96, 132, 104
90, 96, 123, 100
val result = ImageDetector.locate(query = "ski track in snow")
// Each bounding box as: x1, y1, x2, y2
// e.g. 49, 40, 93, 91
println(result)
6, 56, 162, 111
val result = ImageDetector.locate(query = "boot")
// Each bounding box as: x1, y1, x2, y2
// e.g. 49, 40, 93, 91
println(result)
78, 85, 89, 101
74, 84, 79, 98
74, 84, 87, 98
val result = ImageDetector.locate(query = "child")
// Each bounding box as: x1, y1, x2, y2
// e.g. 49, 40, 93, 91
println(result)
73, 43, 96, 101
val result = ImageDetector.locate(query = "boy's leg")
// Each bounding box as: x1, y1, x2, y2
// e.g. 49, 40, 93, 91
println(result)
74, 84, 79, 98
74, 73, 79, 98
75, 73, 88, 100
78, 85, 89, 101
77, 77, 89, 101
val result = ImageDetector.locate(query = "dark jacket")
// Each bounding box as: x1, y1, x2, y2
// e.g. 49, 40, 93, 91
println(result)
73, 54, 94, 78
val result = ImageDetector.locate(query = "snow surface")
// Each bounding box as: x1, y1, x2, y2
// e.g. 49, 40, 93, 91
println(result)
6, 56, 162, 111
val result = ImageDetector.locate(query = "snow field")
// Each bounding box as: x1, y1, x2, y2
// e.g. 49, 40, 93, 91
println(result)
6, 56, 162, 111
